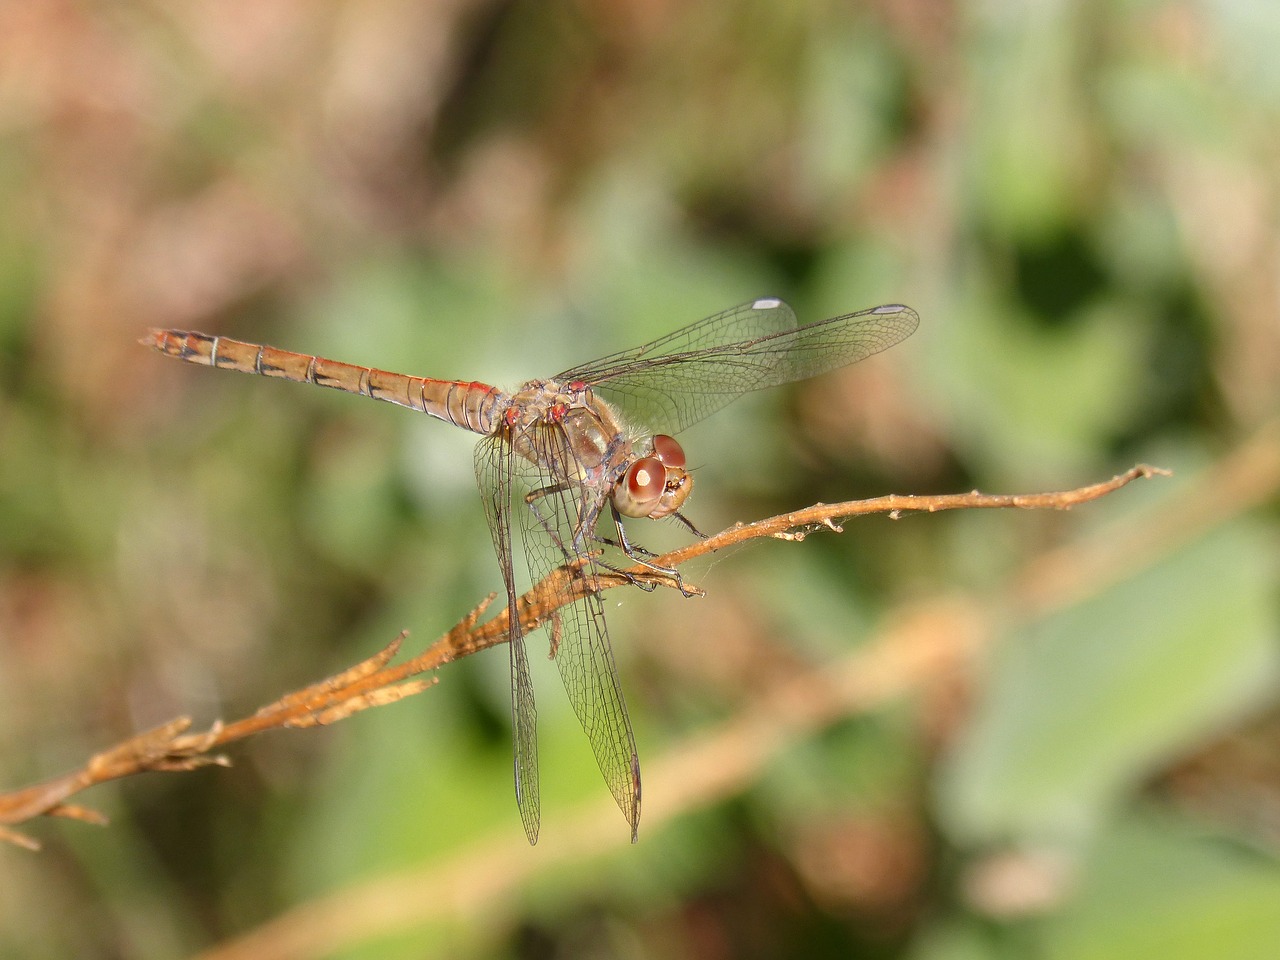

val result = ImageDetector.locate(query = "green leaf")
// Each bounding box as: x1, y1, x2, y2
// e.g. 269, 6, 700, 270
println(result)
1047, 814, 1280, 960
938, 520, 1280, 843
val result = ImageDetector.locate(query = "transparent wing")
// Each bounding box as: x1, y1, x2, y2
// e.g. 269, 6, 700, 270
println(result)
509, 421, 642, 841
556, 298, 919, 436
474, 434, 541, 845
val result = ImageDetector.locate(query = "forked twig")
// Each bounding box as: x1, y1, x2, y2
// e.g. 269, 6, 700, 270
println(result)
0, 464, 1166, 849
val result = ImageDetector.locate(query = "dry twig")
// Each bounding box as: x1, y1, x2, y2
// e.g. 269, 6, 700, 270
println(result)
0, 464, 1166, 850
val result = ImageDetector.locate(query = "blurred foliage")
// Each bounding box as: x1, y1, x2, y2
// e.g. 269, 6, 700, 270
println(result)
1, 1, 1278, 958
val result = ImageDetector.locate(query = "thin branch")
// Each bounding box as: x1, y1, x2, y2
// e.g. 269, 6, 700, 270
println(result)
0, 464, 1166, 850
199, 453, 1218, 960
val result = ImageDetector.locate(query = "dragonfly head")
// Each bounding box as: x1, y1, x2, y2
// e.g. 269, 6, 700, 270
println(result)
612, 434, 693, 520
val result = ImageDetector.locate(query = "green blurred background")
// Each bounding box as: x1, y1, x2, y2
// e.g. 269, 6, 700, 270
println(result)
2, 1, 1278, 957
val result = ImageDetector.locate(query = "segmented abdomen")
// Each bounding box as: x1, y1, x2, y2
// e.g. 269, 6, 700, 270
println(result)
144, 329, 504, 435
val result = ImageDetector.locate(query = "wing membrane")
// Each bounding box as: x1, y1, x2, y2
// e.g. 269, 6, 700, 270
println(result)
474, 435, 541, 844
557, 299, 918, 435
511, 422, 642, 841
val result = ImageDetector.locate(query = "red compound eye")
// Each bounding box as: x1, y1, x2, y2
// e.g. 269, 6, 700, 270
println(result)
614, 457, 666, 518
651, 434, 685, 468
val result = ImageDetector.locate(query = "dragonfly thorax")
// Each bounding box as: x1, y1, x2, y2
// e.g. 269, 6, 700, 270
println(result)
502, 380, 692, 522
502, 379, 632, 485
501, 378, 593, 431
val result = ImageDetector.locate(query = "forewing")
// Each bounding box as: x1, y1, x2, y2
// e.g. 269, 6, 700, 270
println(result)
557, 298, 919, 435
511, 422, 642, 841
474, 434, 541, 845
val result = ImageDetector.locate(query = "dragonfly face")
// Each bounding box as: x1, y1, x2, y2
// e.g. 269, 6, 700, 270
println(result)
613, 433, 692, 520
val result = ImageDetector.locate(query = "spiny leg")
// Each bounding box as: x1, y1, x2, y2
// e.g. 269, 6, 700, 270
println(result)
670, 509, 710, 540
523, 483, 654, 590
609, 505, 698, 597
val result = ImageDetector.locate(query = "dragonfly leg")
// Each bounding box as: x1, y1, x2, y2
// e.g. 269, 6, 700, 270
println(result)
609, 505, 698, 597
593, 533, 657, 558
524, 482, 652, 590
670, 509, 709, 540
523, 482, 687, 597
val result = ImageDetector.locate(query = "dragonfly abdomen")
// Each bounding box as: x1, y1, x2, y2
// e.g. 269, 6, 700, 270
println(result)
143, 329, 504, 435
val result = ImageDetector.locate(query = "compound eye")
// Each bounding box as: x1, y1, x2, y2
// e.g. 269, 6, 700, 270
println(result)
651, 434, 686, 469
614, 457, 666, 518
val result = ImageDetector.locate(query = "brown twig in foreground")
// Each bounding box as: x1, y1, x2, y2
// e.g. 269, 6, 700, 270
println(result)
0, 464, 1166, 850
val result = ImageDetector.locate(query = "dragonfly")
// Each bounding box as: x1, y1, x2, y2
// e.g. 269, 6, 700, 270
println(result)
144, 297, 918, 844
